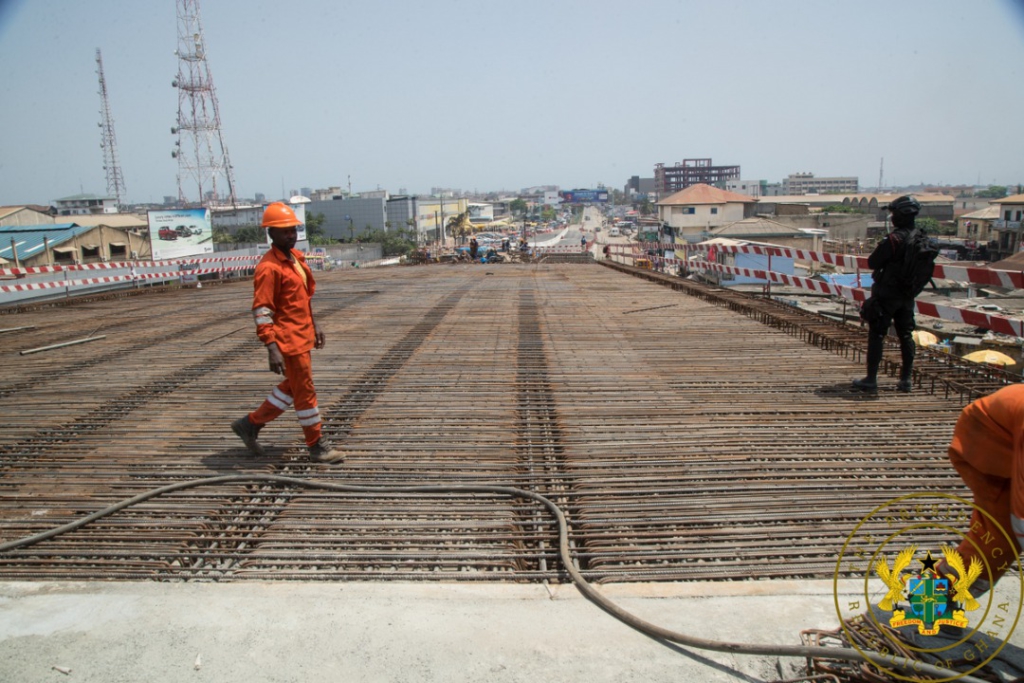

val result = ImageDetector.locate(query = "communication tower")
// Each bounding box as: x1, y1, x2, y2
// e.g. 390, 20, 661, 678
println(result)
96, 48, 127, 208
171, 0, 236, 207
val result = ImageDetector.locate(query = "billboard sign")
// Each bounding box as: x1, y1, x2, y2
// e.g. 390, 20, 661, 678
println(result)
559, 189, 609, 204
148, 208, 214, 260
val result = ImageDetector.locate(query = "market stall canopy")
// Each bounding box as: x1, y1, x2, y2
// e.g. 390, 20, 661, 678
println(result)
961, 349, 1016, 366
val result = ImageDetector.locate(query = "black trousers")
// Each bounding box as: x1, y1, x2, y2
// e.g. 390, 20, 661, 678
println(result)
861, 295, 916, 380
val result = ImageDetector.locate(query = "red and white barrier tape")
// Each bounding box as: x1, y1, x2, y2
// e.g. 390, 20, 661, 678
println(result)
664, 257, 1024, 337
0, 254, 262, 278
0, 263, 256, 293
619, 242, 1024, 290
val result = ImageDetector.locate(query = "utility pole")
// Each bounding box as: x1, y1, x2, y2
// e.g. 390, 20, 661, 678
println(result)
878, 157, 884, 191
172, 0, 236, 207
95, 48, 127, 209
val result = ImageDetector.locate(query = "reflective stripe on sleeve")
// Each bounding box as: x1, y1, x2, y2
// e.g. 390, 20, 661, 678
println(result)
253, 306, 274, 326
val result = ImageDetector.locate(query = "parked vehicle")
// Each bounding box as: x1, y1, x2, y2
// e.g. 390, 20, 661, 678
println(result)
174, 225, 192, 237
158, 226, 178, 240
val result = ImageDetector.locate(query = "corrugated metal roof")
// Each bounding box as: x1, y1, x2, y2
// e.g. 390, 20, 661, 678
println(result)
710, 217, 807, 238
960, 206, 1000, 220
68, 213, 147, 229
0, 224, 92, 262
992, 193, 1024, 204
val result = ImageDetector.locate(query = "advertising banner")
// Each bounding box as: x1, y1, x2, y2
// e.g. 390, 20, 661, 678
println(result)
560, 189, 609, 204
147, 208, 214, 260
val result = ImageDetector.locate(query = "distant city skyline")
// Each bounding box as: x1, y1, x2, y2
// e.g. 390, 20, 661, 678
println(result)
1, 0, 1023, 206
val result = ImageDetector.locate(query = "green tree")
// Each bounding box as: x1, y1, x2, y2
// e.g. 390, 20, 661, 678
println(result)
233, 226, 264, 243
361, 226, 417, 257
509, 198, 528, 216
304, 211, 334, 246
976, 185, 1008, 198
212, 226, 234, 243
541, 206, 556, 221
916, 216, 956, 235
446, 212, 472, 242
639, 198, 654, 216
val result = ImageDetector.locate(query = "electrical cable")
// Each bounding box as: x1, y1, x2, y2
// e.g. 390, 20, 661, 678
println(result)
0, 474, 988, 683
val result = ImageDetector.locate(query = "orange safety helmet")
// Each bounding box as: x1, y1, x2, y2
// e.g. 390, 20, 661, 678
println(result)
261, 201, 302, 228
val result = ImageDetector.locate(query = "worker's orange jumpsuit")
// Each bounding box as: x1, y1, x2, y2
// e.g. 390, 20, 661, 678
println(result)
947, 384, 1024, 584
247, 247, 323, 447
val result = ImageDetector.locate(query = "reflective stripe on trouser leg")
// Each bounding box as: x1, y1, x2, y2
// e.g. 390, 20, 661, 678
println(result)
250, 382, 295, 426
282, 351, 321, 447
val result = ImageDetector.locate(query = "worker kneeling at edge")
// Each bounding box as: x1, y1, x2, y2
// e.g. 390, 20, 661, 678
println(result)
935, 384, 1024, 595
231, 201, 343, 464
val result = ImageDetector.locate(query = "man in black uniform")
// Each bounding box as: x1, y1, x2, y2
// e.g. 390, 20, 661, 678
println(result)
852, 195, 922, 393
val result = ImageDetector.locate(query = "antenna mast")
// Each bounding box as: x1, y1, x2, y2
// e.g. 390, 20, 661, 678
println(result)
878, 157, 884, 191
172, 0, 236, 207
96, 48, 127, 208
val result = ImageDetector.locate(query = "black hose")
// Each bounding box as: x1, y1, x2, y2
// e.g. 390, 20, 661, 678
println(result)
0, 474, 986, 683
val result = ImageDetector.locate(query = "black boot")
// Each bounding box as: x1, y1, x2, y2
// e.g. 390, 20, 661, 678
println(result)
897, 335, 915, 393
853, 333, 884, 392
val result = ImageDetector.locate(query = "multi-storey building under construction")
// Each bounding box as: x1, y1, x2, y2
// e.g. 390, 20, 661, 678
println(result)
654, 158, 740, 196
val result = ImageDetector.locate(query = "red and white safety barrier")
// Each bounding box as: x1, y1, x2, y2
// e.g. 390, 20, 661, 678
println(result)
535, 245, 589, 254
0, 263, 257, 294
623, 242, 1024, 291
666, 256, 1024, 337
0, 254, 262, 278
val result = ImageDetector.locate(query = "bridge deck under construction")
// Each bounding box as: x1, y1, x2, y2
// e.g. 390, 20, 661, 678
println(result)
0, 263, 1011, 583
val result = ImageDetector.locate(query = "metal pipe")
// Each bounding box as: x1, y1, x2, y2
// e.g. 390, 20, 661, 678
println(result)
19, 335, 107, 356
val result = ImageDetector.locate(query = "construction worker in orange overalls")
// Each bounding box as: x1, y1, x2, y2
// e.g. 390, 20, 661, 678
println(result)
936, 383, 1024, 594
231, 202, 342, 463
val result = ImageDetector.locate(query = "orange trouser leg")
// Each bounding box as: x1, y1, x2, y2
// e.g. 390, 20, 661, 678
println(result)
948, 418, 1020, 583
249, 351, 322, 447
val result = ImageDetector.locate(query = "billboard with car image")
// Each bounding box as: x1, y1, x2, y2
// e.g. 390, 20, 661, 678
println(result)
147, 208, 213, 260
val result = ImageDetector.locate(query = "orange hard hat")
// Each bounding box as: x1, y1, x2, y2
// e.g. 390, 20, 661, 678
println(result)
262, 201, 301, 228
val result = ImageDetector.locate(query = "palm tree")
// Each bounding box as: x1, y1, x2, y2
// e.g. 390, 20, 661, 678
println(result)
447, 212, 472, 243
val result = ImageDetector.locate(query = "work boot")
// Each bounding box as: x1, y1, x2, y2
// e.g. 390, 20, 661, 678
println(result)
896, 378, 913, 393
231, 416, 266, 456
309, 437, 344, 464
852, 377, 878, 392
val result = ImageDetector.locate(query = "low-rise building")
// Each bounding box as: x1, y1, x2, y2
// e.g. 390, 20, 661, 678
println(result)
54, 193, 118, 216
707, 216, 819, 251
957, 205, 999, 244
657, 184, 756, 242
990, 194, 1024, 259
0, 205, 54, 227
782, 173, 858, 195
0, 223, 150, 267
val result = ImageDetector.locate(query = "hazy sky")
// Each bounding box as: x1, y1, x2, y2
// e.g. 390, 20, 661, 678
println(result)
1, 0, 1023, 206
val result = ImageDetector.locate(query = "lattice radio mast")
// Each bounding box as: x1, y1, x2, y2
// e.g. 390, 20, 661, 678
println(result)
96, 48, 127, 208
171, 0, 236, 207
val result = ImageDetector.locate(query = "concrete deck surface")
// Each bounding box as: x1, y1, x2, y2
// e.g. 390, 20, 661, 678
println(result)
3, 579, 1023, 683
